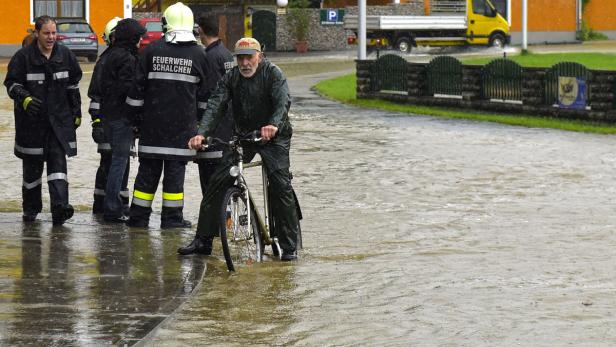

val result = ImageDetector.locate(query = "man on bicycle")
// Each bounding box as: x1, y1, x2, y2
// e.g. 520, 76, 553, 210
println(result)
178, 37, 301, 261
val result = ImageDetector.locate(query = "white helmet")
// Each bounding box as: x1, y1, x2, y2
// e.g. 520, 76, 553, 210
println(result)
162, 2, 196, 43
103, 17, 122, 45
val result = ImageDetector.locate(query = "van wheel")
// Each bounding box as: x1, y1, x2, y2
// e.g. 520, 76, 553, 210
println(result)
396, 37, 412, 54
489, 33, 505, 48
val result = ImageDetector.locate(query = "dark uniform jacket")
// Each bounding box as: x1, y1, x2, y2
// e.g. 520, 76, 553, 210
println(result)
197, 39, 234, 160
87, 47, 112, 153
126, 39, 209, 161
87, 47, 108, 121
4, 42, 82, 159
197, 59, 292, 171
100, 44, 139, 123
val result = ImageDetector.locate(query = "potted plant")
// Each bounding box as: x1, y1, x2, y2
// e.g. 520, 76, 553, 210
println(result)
287, 0, 310, 53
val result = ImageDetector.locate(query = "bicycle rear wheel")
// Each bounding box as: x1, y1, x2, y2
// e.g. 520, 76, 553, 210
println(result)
220, 187, 263, 271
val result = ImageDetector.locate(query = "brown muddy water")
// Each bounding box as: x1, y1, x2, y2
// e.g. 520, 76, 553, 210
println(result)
2, 63, 616, 346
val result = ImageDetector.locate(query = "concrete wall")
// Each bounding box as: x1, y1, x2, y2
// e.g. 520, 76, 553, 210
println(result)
356, 57, 616, 122
275, 3, 425, 51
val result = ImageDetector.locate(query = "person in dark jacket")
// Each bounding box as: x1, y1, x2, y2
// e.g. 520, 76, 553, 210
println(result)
100, 18, 146, 223
87, 17, 131, 215
4, 15, 82, 225
194, 14, 234, 195
125, 3, 210, 228
179, 37, 301, 261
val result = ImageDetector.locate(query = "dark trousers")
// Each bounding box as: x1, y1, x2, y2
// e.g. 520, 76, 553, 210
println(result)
129, 158, 187, 225
196, 151, 300, 253
103, 119, 134, 219
197, 160, 218, 196
22, 134, 68, 215
93, 152, 130, 213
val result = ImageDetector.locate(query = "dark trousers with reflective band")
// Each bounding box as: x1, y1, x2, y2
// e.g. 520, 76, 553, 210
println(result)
196, 152, 300, 253
129, 158, 187, 225
93, 152, 129, 213
22, 134, 68, 214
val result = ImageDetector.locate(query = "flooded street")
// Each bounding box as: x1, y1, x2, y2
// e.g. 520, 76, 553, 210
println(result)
2, 61, 616, 345
150, 74, 616, 345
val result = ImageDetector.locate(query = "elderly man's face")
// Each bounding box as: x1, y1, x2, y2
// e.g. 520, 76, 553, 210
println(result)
236, 52, 261, 78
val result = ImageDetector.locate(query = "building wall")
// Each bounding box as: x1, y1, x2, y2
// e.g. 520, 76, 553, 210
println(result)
90, 0, 128, 44
509, 0, 578, 44
583, 0, 616, 39
1, 2, 32, 45
0, 0, 126, 57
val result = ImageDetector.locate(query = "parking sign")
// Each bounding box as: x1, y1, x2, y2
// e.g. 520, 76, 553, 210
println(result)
320, 9, 344, 25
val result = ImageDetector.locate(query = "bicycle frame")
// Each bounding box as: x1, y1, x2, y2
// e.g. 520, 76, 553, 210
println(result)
229, 139, 278, 251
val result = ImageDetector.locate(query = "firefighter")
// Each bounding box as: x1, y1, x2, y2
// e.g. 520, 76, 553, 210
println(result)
125, 2, 210, 228
179, 38, 301, 261
194, 14, 234, 195
100, 19, 146, 223
4, 15, 82, 225
88, 17, 131, 215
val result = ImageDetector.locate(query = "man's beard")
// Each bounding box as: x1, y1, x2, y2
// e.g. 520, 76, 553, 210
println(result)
239, 65, 257, 77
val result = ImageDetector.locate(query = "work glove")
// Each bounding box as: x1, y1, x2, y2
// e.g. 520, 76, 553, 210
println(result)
74, 116, 81, 129
22, 96, 42, 117
91, 118, 105, 143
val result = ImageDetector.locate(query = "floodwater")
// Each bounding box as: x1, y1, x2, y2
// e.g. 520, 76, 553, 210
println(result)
149, 74, 616, 345
2, 62, 616, 346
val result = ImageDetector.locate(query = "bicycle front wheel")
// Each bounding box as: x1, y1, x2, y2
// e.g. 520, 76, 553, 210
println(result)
220, 186, 263, 271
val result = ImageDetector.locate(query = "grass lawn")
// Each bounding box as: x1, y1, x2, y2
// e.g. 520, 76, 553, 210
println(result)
314, 73, 616, 135
462, 52, 616, 70
276, 60, 355, 78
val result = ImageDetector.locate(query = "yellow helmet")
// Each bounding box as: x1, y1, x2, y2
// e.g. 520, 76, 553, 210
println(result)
163, 2, 194, 33
103, 17, 122, 45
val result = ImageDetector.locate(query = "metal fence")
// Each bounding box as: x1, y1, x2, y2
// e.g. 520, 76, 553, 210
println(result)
426, 56, 463, 97
370, 54, 408, 93
482, 58, 523, 102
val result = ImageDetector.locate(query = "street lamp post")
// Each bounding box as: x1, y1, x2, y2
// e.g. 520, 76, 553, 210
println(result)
358, 0, 366, 59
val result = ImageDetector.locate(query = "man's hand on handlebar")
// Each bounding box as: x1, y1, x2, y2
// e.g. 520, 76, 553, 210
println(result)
188, 135, 206, 150
261, 125, 278, 141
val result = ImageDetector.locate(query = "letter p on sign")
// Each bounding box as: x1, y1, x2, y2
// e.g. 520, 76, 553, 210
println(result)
327, 10, 338, 21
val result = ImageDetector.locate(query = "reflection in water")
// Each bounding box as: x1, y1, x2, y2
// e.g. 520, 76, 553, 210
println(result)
152, 261, 298, 346
1, 215, 205, 345
11, 227, 78, 346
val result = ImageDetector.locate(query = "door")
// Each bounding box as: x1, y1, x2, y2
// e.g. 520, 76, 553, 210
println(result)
467, 0, 498, 44
252, 10, 276, 52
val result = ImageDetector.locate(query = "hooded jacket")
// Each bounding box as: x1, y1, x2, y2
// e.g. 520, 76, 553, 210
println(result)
4, 42, 82, 158
100, 19, 145, 123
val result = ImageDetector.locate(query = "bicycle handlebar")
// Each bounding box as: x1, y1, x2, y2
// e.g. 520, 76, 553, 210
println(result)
200, 130, 262, 151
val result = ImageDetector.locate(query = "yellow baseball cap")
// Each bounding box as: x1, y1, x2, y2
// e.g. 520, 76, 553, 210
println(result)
234, 37, 261, 55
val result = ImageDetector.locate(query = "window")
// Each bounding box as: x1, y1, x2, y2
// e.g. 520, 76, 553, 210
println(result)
145, 21, 163, 32
472, 0, 496, 17
34, 0, 85, 18
472, 0, 486, 15
491, 0, 508, 19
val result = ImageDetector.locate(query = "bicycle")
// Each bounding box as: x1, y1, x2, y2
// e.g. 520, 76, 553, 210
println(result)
202, 131, 302, 272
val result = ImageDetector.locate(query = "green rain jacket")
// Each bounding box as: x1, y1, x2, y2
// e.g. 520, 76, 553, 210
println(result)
197, 59, 292, 171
